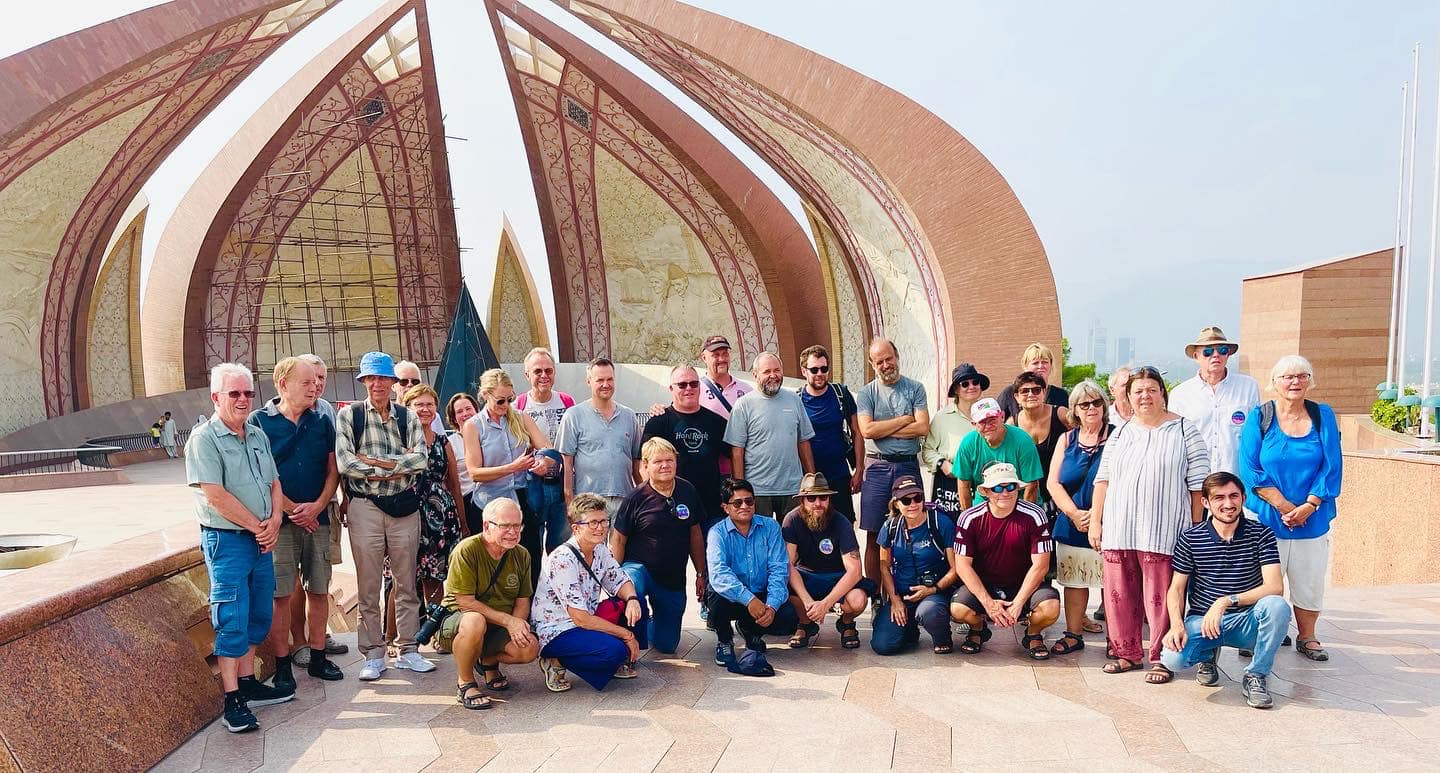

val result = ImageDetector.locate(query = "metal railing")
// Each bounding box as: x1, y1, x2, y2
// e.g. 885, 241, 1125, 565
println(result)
84, 429, 193, 453
0, 446, 122, 477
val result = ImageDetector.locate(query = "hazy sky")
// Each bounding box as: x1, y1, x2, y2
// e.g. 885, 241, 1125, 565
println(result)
6, 0, 1440, 375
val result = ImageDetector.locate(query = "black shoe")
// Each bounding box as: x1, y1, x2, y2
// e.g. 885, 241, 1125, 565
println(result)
1092, 605, 1106, 622
272, 657, 297, 695
1282, 634, 1293, 647
222, 692, 259, 733
308, 651, 344, 681
743, 634, 767, 654
238, 675, 294, 707
1242, 673, 1274, 709
1238, 648, 1253, 658
1196, 660, 1220, 687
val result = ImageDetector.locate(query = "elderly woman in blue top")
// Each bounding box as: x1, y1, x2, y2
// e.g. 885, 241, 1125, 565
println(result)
1238, 354, 1342, 661
705, 478, 797, 667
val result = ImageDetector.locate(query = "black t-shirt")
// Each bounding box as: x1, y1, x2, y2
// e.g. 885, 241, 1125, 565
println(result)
613, 479, 704, 590
781, 506, 860, 574
642, 407, 728, 520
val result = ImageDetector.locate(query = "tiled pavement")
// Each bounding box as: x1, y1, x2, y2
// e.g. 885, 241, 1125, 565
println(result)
156, 582, 1440, 772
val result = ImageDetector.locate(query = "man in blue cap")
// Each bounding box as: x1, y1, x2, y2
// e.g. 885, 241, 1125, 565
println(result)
336, 351, 436, 681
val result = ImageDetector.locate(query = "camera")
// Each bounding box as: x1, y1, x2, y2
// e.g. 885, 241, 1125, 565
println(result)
415, 602, 452, 646
916, 570, 940, 587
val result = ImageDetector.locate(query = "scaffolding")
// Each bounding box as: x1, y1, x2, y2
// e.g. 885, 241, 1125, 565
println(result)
200, 112, 460, 398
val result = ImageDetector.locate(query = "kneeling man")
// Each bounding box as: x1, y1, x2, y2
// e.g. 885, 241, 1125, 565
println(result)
950, 462, 1061, 659
781, 473, 875, 649
1160, 472, 1289, 709
438, 498, 540, 710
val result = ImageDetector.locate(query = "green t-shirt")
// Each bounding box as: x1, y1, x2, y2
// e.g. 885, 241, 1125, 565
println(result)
951, 425, 1044, 505
442, 535, 533, 614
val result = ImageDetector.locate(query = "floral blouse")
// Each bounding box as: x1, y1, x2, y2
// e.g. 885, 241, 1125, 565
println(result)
530, 539, 630, 649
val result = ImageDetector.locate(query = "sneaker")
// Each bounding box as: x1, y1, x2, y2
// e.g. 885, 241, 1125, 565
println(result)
272, 658, 297, 695
1238, 648, 1253, 658
714, 642, 736, 667
743, 635, 767, 654
1196, 660, 1220, 687
307, 651, 344, 681
394, 651, 437, 673
221, 693, 259, 733
291, 646, 312, 668
325, 634, 350, 655
358, 658, 387, 681
1242, 673, 1273, 709
238, 676, 294, 707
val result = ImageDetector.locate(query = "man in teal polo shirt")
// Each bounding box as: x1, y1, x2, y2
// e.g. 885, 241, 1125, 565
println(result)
187, 362, 293, 734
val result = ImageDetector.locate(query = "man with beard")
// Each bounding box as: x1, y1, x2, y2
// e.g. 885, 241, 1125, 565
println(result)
1159, 472, 1287, 709
781, 473, 874, 650
557, 357, 642, 517
857, 338, 929, 590
796, 345, 862, 523
724, 352, 815, 520
643, 364, 729, 528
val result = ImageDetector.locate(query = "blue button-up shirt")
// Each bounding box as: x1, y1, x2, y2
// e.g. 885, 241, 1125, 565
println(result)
706, 515, 790, 609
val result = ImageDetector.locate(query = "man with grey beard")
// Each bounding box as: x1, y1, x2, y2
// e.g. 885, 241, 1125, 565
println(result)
724, 352, 815, 520
857, 338, 929, 590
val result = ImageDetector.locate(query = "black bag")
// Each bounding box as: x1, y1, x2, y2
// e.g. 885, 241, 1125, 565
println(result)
348, 402, 421, 517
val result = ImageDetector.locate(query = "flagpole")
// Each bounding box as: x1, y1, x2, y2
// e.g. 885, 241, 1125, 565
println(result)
1423, 47, 1440, 437
1388, 80, 1411, 389
1398, 44, 1422, 398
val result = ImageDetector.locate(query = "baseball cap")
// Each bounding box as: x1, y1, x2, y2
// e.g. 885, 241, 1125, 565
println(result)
970, 397, 1003, 423
702, 335, 731, 352
890, 475, 924, 499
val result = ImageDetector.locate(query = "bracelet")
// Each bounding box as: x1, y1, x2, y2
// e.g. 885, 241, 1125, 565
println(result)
624, 597, 640, 606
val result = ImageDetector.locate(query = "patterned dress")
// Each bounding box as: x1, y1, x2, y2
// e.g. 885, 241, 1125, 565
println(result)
416, 436, 463, 583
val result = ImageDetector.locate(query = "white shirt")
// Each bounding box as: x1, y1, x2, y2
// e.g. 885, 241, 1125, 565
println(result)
1167, 370, 1260, 476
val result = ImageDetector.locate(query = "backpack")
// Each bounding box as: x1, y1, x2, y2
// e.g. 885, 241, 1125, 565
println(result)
514, 391, 575, 411
797, 382, 856, 465
348, 401, 413, 452
1257, 400, 1321, 438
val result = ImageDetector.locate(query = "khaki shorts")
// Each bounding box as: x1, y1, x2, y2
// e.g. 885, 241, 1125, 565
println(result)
272, 520, 332, 597
327, 503, 343, 566
434, 610, 513, 658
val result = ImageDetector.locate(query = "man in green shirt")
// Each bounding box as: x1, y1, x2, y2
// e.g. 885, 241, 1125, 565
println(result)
437, 498, 539, 710
952, 398, 1044, 506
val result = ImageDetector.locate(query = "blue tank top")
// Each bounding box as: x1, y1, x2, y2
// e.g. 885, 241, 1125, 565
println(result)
1053, 427, 1107, 547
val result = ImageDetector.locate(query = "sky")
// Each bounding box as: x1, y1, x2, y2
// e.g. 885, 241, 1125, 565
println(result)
5, 0, 1440, 378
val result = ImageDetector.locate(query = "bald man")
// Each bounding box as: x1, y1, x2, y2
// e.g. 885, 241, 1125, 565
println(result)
857, 338, 929, 590
723, 352, 815, 520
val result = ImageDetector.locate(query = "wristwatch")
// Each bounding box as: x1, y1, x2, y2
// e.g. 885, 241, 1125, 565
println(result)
1227, 594, 1239, 607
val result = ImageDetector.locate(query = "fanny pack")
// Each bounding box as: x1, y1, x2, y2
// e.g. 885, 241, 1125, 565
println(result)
348, 402, 420, 517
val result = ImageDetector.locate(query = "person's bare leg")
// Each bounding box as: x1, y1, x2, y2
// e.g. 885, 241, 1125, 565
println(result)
288, 577, 305, 650
451, 615, 485, 687
1028, 599, 1061, 635
218, 656, 241, 692
1294, 606, 1321, 645
305, 591, 329, 651
863, 532, 881, 586
267, 595, 293, 657
1063, 587, 1089, 634
841, 588, 868, 623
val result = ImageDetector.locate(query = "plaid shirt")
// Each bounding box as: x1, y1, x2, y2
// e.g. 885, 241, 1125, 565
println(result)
336, 399, 429, 497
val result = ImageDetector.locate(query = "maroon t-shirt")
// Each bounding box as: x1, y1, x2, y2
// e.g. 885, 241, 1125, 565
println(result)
953, 500, 1053, 589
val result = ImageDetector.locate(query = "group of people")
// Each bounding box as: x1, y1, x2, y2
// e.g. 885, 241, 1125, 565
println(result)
149, 412, 178, 457
187, 324, 1343, 733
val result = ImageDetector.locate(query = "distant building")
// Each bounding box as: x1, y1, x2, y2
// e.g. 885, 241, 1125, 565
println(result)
1087, 321, 1108, 367
1115, 337, 1135, 368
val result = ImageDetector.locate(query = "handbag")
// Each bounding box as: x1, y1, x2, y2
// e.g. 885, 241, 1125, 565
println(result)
566, 544, 627, 624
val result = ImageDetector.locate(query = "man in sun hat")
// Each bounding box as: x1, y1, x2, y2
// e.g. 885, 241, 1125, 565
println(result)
780, 472, 876, 649
1168, 326, 1260, 476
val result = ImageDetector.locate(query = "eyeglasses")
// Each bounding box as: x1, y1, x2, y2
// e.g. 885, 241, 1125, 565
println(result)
802, 494, 830, 502
397, 378, 421, 387
957, 378, 982, 389
225, 390, 257, 400
490, 395, 513, 405
1017, 386, 1044, 396
671, 380, 700, 389
1076, 399, 1105, 410
573, 519, 609, 529
897, 494, 924, 506
1277, 373, 1312, 383
805, 365, 830, 374
988, 483, 1019, 493
1201, 345, 1234, 357
486, 521, 522, 532
530, 367, 554, 375
727, 496, 756, 508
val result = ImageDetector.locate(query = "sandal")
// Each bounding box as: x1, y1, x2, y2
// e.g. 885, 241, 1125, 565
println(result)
539, 658, 572, 692
1082, 617, 1103, 634
958, 625, 990, 654
455, 681, 492, 710
478, 662, 510, 691
1295, 637, 1330, 662
836, 618, 861, 649
934, 641, 954, 655
789, 623, 819, 649
1102, 658, 1141, 674
1023, 633, 1051, 660
1145, 665, 1174, 684
613, 661, 637, 679
1050, 631, 1085, 656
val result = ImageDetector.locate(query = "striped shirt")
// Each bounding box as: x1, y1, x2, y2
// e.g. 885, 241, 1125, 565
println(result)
1094, 417, 1209, 554
1172, 518, 1279, 616
335, 399, 429, 497
954, 499, 1052, 588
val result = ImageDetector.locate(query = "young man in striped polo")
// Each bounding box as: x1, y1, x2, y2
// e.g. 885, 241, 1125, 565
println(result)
1159, 471, 1290, 708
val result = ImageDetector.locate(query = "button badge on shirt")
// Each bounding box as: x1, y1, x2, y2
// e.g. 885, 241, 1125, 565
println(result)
1230, 410, 1246, 426
819, 538, 834, 555
675, 504, 691, 521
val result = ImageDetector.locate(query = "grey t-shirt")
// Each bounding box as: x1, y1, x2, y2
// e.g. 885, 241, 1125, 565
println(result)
723, 389, 815, 496
857, 376, 928, 456
556, 400, 642, 497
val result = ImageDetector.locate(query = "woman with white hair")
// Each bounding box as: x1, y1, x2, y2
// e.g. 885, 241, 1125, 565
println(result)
1046, 380, 1110, 654
1238, 355, 1342, 661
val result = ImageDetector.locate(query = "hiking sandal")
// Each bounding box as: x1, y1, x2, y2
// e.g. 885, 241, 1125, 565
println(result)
456, 681, 492, 710
1145, 665, 1175, 684
539, 658, 572, 692
478, 662, 510, 691
613, 661, 637, 679
1050, 631, 1085, 656
1023, 633, 1051, 660
958, 625, 989, 654
836, 618, 861, 649
1295, 637, 1329, 661
789, 623, 818, 649
1102, 658, 1141, 674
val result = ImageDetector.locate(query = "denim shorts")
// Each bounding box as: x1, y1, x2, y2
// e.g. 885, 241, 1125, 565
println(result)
200, 526, 276, 658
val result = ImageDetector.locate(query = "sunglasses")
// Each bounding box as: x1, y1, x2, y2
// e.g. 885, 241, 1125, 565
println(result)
897, 494, 924, 506
802, 494, 830, 502
957, 378, 982, 389
1131, 366, 1164, 380
1017, 386, 1044, 396
396, 378, 421, 387
988, 483, 1019, 493
490, 395, 513, 405
1076, 399, 1105, 410
671, 380, 700, 389
225, 390, 257, 399
529, 367, 554, 375
727, 496, 756, 508
805, 365, 830, 374
1201, 345, 1234, 357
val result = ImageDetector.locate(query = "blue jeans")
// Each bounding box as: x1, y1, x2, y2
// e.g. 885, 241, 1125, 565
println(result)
860, 458, 920, 531
621, 562, 687, 654
200, 526, 276, 659
1161, 595, 1292, 677
871, 589, 954, 655
524, 478, 571, 550
542, 627, 631, 691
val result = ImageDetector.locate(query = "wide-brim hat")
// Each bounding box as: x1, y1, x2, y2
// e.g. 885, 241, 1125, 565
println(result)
980, 462, 1022, 490
355, 351, 397, 381
794, 472, 837, 498
1184, 326, 1239, 358
948, 363, 990, 397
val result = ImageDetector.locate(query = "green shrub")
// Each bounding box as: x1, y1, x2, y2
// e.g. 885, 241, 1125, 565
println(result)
1372, 398, 1418, 432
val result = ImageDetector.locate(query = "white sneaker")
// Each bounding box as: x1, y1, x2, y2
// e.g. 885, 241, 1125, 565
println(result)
394, 651, 436, 673
357, 658, 387, 681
